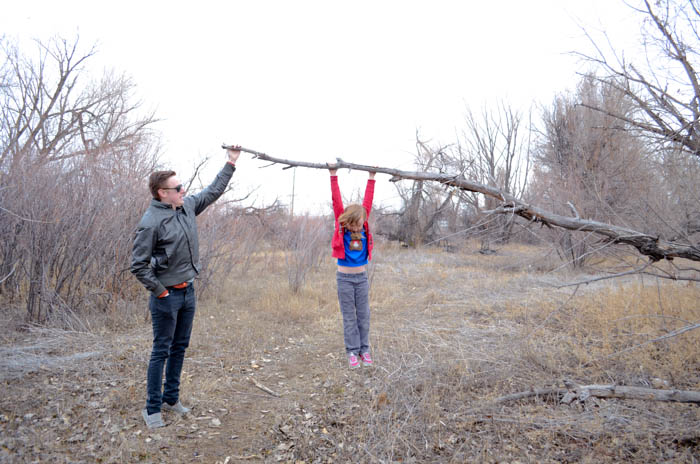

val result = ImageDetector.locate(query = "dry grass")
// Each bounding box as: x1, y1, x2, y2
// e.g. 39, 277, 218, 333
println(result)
1, 239, 699, 462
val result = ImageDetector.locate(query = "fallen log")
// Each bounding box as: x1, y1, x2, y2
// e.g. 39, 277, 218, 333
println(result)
562, 381, 700, 404
494, 381, 700, 404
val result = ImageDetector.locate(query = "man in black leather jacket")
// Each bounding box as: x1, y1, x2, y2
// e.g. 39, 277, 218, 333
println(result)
131, 146, 240, 428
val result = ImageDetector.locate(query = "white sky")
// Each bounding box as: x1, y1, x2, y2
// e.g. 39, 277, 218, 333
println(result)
2, 0, 642, 213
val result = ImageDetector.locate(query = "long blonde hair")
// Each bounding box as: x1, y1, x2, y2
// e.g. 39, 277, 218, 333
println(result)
338, 204, 366, 228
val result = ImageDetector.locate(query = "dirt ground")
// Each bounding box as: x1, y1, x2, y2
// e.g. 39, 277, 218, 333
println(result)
1, 243, 699, 463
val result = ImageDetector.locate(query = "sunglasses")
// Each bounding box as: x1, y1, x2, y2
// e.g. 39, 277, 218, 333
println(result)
161, 184, 184, 193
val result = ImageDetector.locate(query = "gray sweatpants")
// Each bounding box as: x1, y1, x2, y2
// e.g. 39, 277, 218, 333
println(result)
336, 271, 371, 355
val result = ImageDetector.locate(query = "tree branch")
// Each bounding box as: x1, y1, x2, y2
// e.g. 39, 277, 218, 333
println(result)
224, 144, 700, 263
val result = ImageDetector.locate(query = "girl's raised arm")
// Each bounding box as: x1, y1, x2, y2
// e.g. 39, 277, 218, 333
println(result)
330, 168, 344, 219
363, 171, 376, 219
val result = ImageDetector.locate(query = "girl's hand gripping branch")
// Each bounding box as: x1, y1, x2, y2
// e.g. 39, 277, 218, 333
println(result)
327, 162, 338, 176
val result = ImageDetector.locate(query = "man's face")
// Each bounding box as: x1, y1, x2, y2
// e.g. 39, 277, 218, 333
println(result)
158, 176, 186, 208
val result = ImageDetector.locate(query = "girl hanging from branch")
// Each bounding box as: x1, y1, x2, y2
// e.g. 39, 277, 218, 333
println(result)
329, 166, 376, 369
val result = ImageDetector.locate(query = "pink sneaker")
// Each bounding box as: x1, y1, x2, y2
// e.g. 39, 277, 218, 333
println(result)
348, 353, 360, 369
360, 352, 373, 367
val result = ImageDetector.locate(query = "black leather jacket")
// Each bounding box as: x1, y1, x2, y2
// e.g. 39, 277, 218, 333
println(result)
130, 163, 235, 296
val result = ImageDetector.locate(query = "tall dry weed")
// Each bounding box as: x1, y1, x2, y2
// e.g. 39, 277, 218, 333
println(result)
283, 215, 329, 293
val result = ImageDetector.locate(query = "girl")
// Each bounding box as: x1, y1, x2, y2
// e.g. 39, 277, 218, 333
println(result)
329, 167, 376, 369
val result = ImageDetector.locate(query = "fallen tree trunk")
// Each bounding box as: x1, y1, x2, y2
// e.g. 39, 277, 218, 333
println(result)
224, 144, 700, 264
495, 382, 700, 404
564, 384, 700, 404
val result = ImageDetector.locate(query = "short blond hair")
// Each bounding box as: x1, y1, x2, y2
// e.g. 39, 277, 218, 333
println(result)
338, 204, 366, 228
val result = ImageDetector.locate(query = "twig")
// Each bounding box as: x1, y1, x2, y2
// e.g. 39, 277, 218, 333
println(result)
555, 261, 655, 288
523, 285, 580, 337
423, 213, 501, 246
0, 205, 55, 223
567, 201, 580, 219
225, 454, 262, 461
0, 262, 17, 284
229, 389, 281, 399
248, 376, 281, 397
594, 321, 700, 361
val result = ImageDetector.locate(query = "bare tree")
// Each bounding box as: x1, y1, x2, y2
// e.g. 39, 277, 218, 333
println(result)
381, 106, 532, 251
530, 74, 659, 267
564, 0, 700, 268
577, 0, 700, 158
455, 102, 532, 250
389, 138, 454, 247
0, 37, 156, 172
0, 36, 161, 322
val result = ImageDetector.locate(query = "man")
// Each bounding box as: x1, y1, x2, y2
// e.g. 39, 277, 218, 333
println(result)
131, 146, 241, 429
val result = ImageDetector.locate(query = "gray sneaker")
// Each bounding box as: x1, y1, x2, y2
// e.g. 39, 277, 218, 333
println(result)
142, 409, 165, 429
162, 401, 190, 415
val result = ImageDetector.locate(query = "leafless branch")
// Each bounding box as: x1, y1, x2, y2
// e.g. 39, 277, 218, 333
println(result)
594, 321, 700, 362
555, 261, 655, 288
225, 144, 700, 263
248, 376, 281, 397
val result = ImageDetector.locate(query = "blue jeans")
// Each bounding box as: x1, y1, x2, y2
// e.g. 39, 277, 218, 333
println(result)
336, 271, 371, 355
146, 284, 196, 414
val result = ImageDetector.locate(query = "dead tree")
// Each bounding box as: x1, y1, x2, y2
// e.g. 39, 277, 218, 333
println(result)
458, 102, 532, 249
0, 36, 160, 321
531, 75, 658, 267
577, 0, 700, 158
392, 139, 454, 246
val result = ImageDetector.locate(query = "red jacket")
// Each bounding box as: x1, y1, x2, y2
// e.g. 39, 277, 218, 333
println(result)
331, 176, 375, 261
